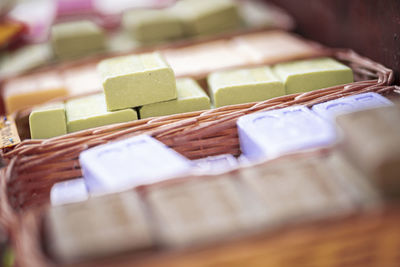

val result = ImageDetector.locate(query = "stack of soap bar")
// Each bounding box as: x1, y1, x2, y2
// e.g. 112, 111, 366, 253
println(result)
193, 154, 238, 174
29, 102, 67, 139
170, 0, 241, 36
147, 177, 267, 247
51, 20, 105, 60
98, 52, 177, 111
45, 191, 153, 264
207, 67, 285, 108
273, 57, 354, 94
122, 8, 184, 43
65, 93, 137, 133
312, 92, 393, 121
237, 106, 336, 161
50, 178, 89, 206
336, 106, 400, 197
79, 135, 192, 195
3, 71, 68, 114
139, 78, 210, 118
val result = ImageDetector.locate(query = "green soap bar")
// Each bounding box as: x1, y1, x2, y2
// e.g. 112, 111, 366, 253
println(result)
66, 93, 137, 133
140, 78, 210, 118
207, 67, 285, 108
273, 57, 354, 95
98, 52, 177, 111
29, 102, 67, 139
51, 20, 105, 60
122, 9, 184, 43
170, 0, 241, 36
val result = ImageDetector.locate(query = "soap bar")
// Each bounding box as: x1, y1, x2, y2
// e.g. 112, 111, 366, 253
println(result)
29, 102, 67, 139
237, 106, 336, 161
45, 191, 153, 264
336, 106, 400, 197
79, 134, 192, 195
65, 93, 137, 133
3, 71, 68, 114
51, 20, 105, 60
98, 52, 177, 110
122, 8, 184, 43
312, 92, 393, 121
207, 67, 285, 108
273, 57, 353, 94
50, 178, 89, 206
139, 78, 210, 118
170, 0, 241, 36
147, 177, 267, 246
193, 154, 238, 174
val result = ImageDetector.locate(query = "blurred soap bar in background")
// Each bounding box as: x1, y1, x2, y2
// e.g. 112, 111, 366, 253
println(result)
273, 57, 353, 94
237, 106, 337, 161
62, 64, 102, 96
312, 92, 393, 121
139, 78, 210, 119
80, 135, 192, 195
336, 106, 400, 197
56, 0, 95, 17
45, 191, 153, 264
29, 102, 67, 139
50, 178, 89, 206
193, 154, 238, 174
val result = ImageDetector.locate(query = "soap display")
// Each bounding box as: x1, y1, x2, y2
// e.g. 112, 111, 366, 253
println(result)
50, 178, 89, 206
139, 78, 210, 118
273, 57, 354, 94
98, 52, 177, 111
79, 135, 192, 195
208, 66, 285, 107
237, 106, 337, 161
29, 102, 67, 139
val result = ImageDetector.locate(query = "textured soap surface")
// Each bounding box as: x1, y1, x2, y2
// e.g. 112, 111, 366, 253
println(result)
98, 52, 177, 110
65, 93, 137, 133
208, 67, 285, 107
140, 78, 210, 118
50, 178, 88, 206
273, 57, 354, 94
29, 102, 67, 139
193, 154, 238, 174
79, 134, 192, 195
312, 92, 393, 121
237, 106, 337, 161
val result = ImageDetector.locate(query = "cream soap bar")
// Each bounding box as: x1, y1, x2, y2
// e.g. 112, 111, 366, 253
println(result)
122, 9, 184, 43
65, 93, 137, 133
98, 52, 177, 111
140, 78, 210, 118
51, 20, 105, 60
208, 67, 285, 108
273, 57, 354, 94
29, 102, 67, 139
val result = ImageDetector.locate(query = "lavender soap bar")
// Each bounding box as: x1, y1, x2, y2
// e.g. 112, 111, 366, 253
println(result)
79, 135, 192, 195
237, 106, 336, 161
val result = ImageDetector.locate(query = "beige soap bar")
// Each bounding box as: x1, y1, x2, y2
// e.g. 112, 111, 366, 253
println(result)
207, 66, 285, 107
140, 78, 210, 118
29, 102, 67, 139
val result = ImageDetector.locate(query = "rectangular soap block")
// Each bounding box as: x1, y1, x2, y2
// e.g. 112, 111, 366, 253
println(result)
29, 102, 67, 139
51, 20, 105, 60
3, 71, 68, 114
79, 134, 192, 195
122, 8, 184, 43
273, 57, 354, 94
207, 67, 285, 107
98, 52, 177, 110
45, 191, 153, 264
50, 178, 89, 206
193, 154, 238, 174
65, 93, 137, 133
139, 78, 210, 118
312, 92, 393, 121
237, 106, 337, 161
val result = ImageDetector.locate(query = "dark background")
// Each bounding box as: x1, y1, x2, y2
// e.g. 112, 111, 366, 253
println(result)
268, 0, 400, 83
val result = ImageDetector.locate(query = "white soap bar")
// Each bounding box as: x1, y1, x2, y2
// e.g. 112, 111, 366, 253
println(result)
193, 154, 238, 174
50, 178, 89, 206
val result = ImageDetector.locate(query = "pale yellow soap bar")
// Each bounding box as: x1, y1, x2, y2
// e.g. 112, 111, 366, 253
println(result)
66, 93, 137, 133
207, 67, 285, 108
98, 52, 177, 111
140, 78, 210, 118
29, 102, 67, 139
273, 57, 354, 94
